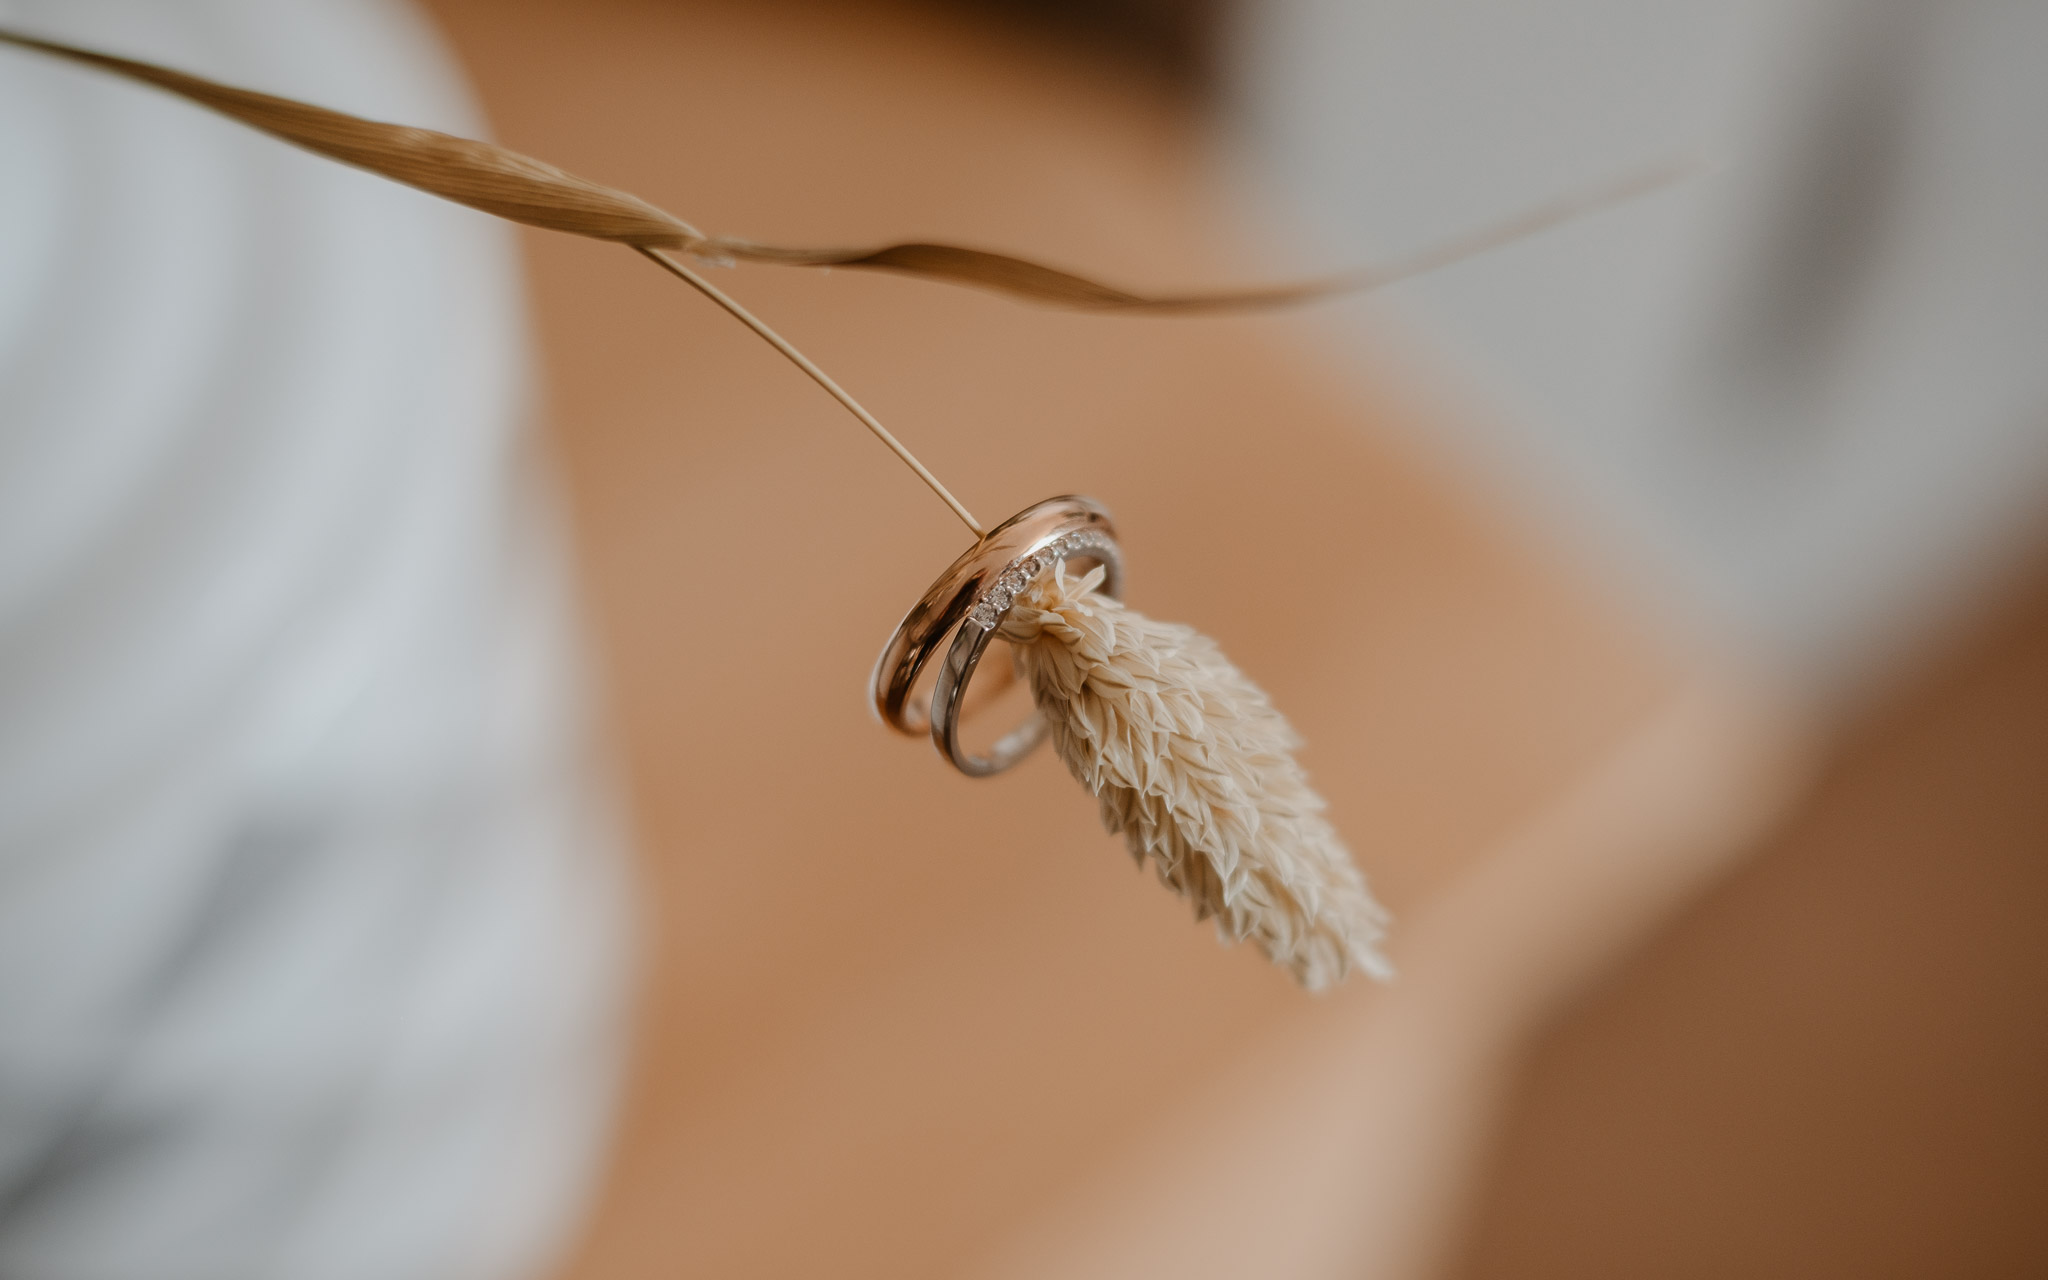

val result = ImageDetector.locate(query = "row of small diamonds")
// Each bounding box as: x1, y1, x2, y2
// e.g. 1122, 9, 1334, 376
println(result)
966, 530, 1116, 630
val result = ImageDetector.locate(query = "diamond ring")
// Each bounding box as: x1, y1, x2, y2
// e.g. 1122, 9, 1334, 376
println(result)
871, 495, 1124, 776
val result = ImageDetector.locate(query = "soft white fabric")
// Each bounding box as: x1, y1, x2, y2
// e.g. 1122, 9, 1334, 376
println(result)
1236, 0, 2048, 697
0, 4, 630, 1277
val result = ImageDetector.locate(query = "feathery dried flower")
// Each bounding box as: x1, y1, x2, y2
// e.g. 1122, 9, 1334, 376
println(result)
1000, 563, 1391, 988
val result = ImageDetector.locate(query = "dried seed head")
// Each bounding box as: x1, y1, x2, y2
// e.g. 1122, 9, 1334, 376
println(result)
1001, 564, 1391, 989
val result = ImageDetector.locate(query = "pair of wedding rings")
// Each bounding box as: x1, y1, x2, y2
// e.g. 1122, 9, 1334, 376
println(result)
871, 495, 1123, 777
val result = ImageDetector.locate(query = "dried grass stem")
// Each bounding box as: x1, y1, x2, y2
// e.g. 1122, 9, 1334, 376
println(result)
638, 248, 983, 536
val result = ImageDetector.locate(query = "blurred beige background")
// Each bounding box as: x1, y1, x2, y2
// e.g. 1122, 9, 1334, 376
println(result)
417, 1, 2048, 1276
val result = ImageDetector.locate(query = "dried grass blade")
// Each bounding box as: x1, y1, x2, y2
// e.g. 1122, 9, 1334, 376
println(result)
703, 159, 1691, 311
698, 239, 1326, 311
0, 28, 704, 249
1, 27, 1688, 313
